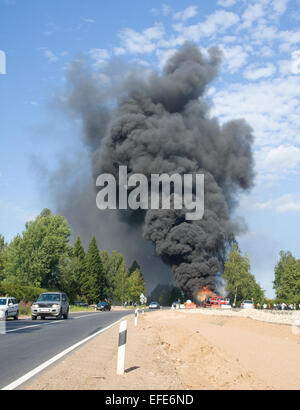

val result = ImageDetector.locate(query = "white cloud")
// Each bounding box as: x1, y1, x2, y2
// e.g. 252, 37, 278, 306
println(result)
38, 48, 58, 63
118, 23, 165, 54
278, 29, 300, 52
220, 44, 249, 72
254, 194, 300, 213
89, 48, 110, 67
217, 0, 237, 7
151, 4, 172, 17
241, 4, 265, 29
113, 47, 126, 56
156, 48, 177, 69
173, 10, 240, 41
263, 145, 300, 170
211, 76, 300, 147
244, 63, 276, 80
173, 6, 198, 21
81, 17, 96, 24
162, 4, 172, 16
271, 0, 289, 17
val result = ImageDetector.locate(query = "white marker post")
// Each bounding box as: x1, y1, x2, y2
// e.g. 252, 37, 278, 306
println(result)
134, 309, 138, 327
0, 310, 6, 335
117, 320, 127, 375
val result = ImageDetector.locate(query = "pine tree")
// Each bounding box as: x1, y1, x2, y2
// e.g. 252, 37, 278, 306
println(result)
113, 260, 129, 303
73, 236, 86, 296
0, 235, 7, 281
81, 236, 104, 304
129, 260, 144, 281
129, 260, 140, 274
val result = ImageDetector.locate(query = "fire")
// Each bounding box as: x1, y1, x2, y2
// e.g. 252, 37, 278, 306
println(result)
196, 287, 216, 303
196, 287, 230, 308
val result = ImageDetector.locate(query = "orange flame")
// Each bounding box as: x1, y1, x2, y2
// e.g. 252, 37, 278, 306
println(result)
196, 287, 216, 302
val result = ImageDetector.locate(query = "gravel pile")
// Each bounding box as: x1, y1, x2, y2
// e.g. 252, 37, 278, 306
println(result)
177, 307, 300, 327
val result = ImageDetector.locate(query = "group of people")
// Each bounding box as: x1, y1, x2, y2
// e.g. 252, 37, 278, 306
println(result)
256, 303, 299, 310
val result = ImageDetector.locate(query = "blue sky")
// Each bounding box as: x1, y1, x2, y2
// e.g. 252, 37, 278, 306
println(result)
1, 0, 300, 296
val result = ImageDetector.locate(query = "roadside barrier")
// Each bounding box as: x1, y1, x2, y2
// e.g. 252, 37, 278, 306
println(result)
117, 320, 127, 375
134, 309, 138, 327
0, 310, 6, 335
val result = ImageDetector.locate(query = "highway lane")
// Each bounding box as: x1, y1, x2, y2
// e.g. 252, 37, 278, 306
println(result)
0, 310, 133, 389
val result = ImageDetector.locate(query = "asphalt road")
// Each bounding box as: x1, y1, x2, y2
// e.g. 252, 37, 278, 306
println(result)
0, 310, 134, 389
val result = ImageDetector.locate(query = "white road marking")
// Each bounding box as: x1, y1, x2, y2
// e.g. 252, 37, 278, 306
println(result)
1, 316, 124, 390
73, 313, 98, 319
4, 312, 98, 333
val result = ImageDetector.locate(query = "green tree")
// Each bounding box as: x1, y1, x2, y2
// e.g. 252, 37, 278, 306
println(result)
73, 236, 86, 297
129, 260, 140, 274
4, 209, 71, 288
113, 260, 130, 303
100, 250, 127, 302
273, 251, 300, 303
223, 244, 265, 306
0, 235, 7, 281
57, 256, 81, 303
81, 236, 105, 304
127, 268, 146, 303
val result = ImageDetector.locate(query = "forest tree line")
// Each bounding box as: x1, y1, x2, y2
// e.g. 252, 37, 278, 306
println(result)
0, 209, 145, 304
0, 209, 299, 307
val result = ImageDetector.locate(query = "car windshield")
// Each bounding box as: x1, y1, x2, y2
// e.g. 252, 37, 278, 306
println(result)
38, 294, 61, 302
0, 298, 7, 305
244, 301, 253, 304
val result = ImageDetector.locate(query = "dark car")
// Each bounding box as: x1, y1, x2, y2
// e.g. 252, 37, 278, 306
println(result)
149, 301, 160, 309
96, 302, 111, 311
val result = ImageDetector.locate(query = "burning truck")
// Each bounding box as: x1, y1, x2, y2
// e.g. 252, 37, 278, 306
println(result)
195, 287, 231, 309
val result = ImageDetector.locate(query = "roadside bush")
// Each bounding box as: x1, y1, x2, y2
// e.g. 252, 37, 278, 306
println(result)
19, 299, 32, 316
0, 282, 47, 302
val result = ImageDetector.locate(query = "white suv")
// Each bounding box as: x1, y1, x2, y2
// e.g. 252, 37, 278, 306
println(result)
241, 300, 255, 309
0, 297, 19, 320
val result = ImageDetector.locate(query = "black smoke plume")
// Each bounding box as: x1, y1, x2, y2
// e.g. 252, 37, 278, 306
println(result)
55, 42, 254, 298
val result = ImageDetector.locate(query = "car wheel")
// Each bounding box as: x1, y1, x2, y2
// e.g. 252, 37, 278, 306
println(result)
63, 309, 69, 319
41, 316, 46, 320
5, 311, 8, 321
31, 315, 37, 320
14, 311, 19, 320
56, 309, 62, 320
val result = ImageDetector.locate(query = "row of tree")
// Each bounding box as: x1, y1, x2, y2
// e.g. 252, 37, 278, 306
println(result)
1, 209, 299, 307
0, 209, 146, 304
223, 244, 300, 306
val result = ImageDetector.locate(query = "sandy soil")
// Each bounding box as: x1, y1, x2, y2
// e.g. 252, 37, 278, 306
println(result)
26, 310, 300, 390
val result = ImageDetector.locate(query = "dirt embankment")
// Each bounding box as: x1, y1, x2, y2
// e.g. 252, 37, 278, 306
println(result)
26, 310, 300, 390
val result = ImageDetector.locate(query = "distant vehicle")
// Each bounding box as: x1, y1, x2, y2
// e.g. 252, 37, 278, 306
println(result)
0, 297, 19, 320
171, 301, 179, 308
96, 302, 111, 311
149, 301, 160, 309
241, 300, 255, 309
74, 301, 89, 307
31, 292, 69, 320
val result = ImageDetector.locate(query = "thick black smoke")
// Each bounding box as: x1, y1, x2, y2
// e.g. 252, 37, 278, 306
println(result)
59, 42, 254, 297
